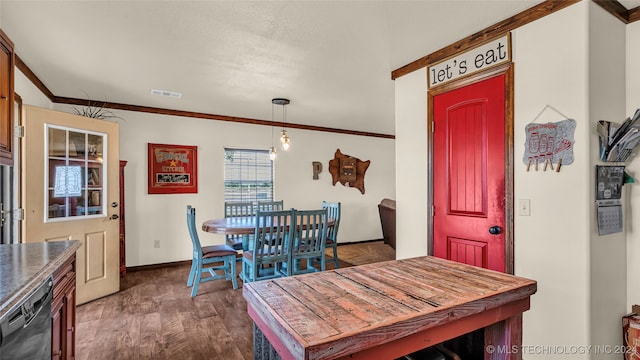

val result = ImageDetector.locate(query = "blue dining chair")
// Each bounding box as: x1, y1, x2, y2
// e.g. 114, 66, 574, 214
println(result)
257, 200, 284, 212
224, 201, 255, 217
290, 208, 329, 275
240, 209, 294, 283
187, 205, 238, 296
224, 201, 255, 251
322, 201, 341, 268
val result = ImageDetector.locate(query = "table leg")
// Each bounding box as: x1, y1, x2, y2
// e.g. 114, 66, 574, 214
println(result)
484, 313, 522, 360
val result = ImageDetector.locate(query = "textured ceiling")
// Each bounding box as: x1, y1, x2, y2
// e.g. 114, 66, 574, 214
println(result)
1, 1, 547, 135
619, 0, 640, 9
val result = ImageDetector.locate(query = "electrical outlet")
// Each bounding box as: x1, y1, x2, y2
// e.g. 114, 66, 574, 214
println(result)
154, 240, 160, 248
519, 199, 531, 216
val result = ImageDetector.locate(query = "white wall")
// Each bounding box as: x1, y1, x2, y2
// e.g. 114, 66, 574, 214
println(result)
627, 19, 640, 311
512, 4, 591, 357
15, 69, 52, 109
47, 105, 395, 266
504, 2, 592, 359
394, 69, 428, 260
588, 3, 627, 358
395, 2, 600, 358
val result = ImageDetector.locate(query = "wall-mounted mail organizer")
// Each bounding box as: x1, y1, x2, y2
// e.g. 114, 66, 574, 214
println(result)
596, 165, 625, 235
523, 105, 575, 172
598, 108, 640, 162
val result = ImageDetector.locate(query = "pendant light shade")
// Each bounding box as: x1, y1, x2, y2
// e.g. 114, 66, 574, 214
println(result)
280, 130, 290, 150
269, 146, 277, 160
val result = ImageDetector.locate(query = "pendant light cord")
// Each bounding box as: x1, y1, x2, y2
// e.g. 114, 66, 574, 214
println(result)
282, 104, 286, 131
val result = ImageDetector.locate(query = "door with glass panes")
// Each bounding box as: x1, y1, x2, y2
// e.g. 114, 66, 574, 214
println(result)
22, 105, 120, 304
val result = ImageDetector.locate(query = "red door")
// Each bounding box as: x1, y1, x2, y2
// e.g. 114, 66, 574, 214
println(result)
432, 74, 506, 273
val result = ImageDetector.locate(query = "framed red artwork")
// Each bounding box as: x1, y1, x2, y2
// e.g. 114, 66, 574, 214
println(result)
148, 143, 198, 194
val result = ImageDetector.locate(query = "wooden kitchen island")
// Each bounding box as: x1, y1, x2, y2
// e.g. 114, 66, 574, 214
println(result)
243, 256, 537, 360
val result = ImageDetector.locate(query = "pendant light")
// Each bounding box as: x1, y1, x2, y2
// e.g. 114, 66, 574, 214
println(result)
272, 98, 291, 151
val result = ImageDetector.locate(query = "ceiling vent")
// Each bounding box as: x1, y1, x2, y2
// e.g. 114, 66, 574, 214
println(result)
150, 89, 182, 99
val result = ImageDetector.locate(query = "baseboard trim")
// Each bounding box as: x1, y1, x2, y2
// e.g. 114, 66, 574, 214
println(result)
127, 260, 192, 273
337, 239, 384, 246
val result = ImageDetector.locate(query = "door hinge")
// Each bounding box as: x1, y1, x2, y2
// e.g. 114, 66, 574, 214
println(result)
431, 121, 435, 133
14, 208, 25, 221
431, 205, 435, 216
15, 125, 24, 138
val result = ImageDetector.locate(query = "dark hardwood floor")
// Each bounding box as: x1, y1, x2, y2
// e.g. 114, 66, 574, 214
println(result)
76, 241, 395, 360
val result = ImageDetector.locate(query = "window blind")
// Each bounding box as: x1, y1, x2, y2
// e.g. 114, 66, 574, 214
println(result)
224, 148, 273, 203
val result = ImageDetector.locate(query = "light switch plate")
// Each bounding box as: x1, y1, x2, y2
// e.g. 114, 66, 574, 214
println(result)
519, 199, 531, 216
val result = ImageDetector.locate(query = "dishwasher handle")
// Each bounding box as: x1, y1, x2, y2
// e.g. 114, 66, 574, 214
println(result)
0, 277, 53, 345
23, 281, 52, 328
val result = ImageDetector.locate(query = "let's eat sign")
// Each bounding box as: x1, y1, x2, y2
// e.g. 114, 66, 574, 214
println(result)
428, 33, 511, 88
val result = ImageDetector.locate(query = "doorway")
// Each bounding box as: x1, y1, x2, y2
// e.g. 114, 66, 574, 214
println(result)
22, 105, 120, 304
429, 64, 514, 274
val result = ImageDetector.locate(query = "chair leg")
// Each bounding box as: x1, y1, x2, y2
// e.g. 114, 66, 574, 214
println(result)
191, 261, 203, 297
332, 245, 340, 269
240, 257, 249, 283
187, 258, 197, 286
229, 256, 238, 289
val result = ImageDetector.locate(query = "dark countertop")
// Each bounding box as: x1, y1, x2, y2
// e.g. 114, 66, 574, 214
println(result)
0, 240, 81, 319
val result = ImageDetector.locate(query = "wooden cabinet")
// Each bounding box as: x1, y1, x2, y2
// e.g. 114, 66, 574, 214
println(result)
119, 160, 127, 277
52, 254, 77, 360
0, 29, 14, 165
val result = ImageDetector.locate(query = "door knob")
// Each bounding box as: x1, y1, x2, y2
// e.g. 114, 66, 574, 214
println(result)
109, 214, 119, 220
489, 226, 502, 235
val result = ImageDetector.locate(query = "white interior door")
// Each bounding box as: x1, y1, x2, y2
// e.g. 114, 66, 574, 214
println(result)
22, 105, 120, 304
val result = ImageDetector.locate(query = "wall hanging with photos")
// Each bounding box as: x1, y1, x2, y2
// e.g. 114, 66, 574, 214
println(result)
523, 105, 575, 172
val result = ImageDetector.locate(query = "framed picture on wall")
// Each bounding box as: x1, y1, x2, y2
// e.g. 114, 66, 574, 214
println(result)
148, 143, 198, 194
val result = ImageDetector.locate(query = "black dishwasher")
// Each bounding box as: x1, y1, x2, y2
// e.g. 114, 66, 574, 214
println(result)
0, 277, 53, 360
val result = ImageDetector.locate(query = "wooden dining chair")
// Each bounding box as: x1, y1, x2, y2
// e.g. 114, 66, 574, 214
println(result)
240, 209, 294, 283
186, 205, 238, 296
224, 201, 255, 250
290, 208, 329, 275
322, 201, 341, 268
257, 200, 284, 212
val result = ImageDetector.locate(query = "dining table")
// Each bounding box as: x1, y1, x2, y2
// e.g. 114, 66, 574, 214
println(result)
202, 215, 335, 251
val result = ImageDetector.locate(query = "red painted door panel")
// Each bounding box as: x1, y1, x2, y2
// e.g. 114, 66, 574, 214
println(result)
433, 74, 506, 272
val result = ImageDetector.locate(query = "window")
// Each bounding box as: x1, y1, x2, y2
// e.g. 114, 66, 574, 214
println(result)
46, 125, 106, 220
224, 148, 273, 203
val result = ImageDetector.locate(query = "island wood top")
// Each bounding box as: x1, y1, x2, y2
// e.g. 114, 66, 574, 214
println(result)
243, 256, 537, 360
